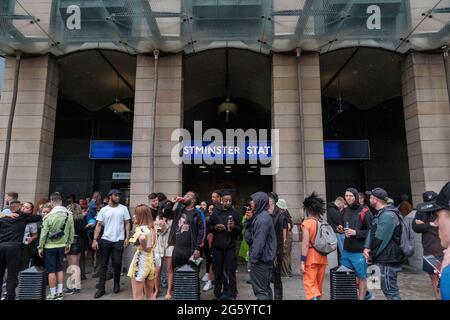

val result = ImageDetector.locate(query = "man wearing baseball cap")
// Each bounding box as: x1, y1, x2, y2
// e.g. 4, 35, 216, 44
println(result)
416, 182, 450, 300
92, 189, 131, 298
412, 191, 444, 299
363, 187, 404, 300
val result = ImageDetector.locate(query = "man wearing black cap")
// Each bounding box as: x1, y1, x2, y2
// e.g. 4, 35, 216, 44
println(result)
363, 187, 404, 300
92, 189, 131, 298
416, 182, 450, 300
412, 191, 444, 299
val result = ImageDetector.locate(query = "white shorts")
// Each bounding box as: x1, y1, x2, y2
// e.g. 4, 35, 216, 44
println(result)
155, 245, 174, 258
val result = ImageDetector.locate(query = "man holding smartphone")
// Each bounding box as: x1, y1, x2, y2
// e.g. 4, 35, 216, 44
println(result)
417, 182, 450, 300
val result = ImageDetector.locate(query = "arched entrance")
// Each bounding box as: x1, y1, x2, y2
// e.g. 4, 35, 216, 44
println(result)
182, 49, 272, 206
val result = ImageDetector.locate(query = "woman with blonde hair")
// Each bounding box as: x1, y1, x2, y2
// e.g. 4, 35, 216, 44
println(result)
128, 204, 157, 300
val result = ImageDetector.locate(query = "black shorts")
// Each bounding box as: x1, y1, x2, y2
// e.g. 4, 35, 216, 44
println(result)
68, 238, 84, 255
44, 247, 65, 273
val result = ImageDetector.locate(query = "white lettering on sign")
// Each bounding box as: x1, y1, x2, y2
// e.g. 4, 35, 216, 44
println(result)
367, 5, 381, 30
112, 172, 131, 180
66, 5, 81, 30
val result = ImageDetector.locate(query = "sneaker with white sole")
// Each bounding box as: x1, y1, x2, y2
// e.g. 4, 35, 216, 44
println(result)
201, 273, 209, 282
46, 293, 58, 300
202, 281, 214, 292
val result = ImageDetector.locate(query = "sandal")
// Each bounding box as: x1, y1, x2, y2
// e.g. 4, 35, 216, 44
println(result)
165, 293, 173, 300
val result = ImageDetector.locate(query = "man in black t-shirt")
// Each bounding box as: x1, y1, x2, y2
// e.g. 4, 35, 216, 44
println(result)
168, 191, 206, 270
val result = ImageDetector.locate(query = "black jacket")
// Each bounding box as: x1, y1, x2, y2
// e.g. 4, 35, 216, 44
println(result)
412, 210, 444, 256
245, 192, 277, 264
342, 188, 373, 253
0, 213, 42, 244
165, 201, 205, 252
272, 207, 287, 254
208, 205, 242, 249
327, 202, 342, 232
366, 205, 404, 265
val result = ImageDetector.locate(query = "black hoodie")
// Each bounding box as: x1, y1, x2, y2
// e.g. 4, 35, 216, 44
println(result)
208, 205, 242, 249
327, 202, 343, 232
245, 192, 277, 264
342, 188, 373, 253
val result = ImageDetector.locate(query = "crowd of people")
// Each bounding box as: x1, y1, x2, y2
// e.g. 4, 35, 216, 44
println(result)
0, 181, 449, 301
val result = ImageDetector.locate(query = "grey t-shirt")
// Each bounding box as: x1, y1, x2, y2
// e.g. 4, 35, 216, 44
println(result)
23, 222, 38, 244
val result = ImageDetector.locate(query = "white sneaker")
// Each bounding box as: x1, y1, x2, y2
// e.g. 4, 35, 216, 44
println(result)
201, 273, 209, 282
202, 281, 213, 292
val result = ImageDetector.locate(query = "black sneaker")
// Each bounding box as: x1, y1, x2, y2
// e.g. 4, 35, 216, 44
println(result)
113, 282, 120, 294
63, 288, 74, 294
94, 290, 105, 299
72, 289, 81, 294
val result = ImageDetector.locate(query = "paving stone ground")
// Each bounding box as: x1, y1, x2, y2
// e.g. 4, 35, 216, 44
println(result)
63, 262, 435, 301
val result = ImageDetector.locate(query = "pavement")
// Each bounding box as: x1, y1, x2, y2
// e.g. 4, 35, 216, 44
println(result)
63, 262, 436, 301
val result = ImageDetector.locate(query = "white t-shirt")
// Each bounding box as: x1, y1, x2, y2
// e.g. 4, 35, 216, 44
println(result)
96, 204, 131, 242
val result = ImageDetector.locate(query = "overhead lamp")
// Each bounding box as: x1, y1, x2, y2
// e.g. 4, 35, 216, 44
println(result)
225, 170, 231, 174
109, 70, 132, 113
109, 99, 132, 113
217, 48, 238, 122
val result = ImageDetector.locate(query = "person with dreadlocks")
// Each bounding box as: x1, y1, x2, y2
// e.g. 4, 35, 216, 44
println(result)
300, 193, 328, 300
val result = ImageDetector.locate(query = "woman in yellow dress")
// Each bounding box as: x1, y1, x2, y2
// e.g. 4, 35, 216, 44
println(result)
128, 204, 157, 300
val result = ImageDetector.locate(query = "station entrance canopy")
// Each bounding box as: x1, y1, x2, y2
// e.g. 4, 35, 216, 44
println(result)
0, 0, 449, 56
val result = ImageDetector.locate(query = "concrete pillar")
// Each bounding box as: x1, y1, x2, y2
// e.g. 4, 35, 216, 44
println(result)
130, 54, 182, 209
401, 52, 450, 207
0, 55, 58, 203
272, 52, 326, 224
273, 53, 327, 275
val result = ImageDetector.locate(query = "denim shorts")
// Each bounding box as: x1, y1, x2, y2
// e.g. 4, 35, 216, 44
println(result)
341, 250, 368, 279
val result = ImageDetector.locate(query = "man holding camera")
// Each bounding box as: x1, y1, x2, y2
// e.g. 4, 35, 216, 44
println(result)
38, 192, 74, 300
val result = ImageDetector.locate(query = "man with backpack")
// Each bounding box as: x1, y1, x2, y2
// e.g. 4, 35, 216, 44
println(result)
364, 188, 405, 300
38, 192, 75, 300
341, 188, 373, 300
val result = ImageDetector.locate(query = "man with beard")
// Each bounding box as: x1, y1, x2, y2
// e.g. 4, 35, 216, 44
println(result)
245, 192, 276, 300
364, 188, 404, 300
209, 191, 242, 300
167, 191, 206, 270
92, 189, 131, 298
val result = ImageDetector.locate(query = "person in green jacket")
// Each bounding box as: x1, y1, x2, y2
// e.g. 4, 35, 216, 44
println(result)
38, 192, 74, 300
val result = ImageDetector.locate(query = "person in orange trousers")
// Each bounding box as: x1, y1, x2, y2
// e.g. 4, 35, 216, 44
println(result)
300, 193, 328, 300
